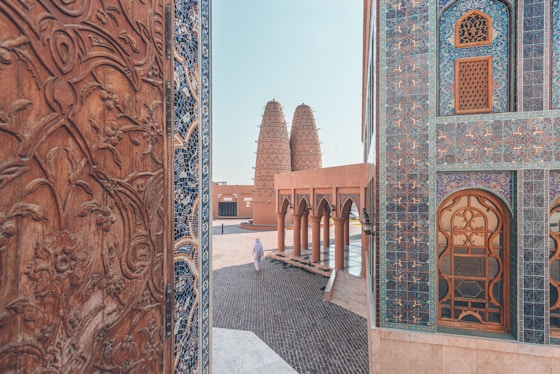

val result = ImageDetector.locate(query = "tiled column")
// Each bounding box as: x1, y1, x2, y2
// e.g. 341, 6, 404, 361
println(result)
292, 214, 302, 257
519, 169, 549, 344
323, 210, 330, 249
310, 215, 322, 263
334, 217, 346, 270
302, 211, 309, 250
382, 0, 430, 328
277, 212, 285, 252
520, 0, 547, 111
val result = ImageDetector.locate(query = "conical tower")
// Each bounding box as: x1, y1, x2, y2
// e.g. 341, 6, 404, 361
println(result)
253, 100, 291, 226
289, 104, 322, 171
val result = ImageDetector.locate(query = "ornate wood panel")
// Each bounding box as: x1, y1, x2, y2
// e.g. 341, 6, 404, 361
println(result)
437, 189, 509, 332
0, 1, 173, 372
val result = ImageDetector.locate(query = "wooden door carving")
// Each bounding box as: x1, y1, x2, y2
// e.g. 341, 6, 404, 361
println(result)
0, 1, 173, 372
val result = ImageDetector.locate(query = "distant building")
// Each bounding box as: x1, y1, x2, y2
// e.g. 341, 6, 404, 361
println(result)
212, 183, 253, 219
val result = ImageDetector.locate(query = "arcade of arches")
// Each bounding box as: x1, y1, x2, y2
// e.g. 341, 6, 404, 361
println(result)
274, 163, 372, 277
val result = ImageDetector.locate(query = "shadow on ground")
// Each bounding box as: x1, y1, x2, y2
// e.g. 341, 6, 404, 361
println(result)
212, 258, 369, 374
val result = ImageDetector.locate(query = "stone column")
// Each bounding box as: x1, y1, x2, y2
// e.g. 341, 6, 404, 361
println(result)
277, 212, 285, 253
292, 214, 302, 257
334, 217, 346, 270
310, 215, 322, 263
344, 218, 350, 246
361, 230, 368, 278
302, 211, 309, 250
323, 210, 330, 249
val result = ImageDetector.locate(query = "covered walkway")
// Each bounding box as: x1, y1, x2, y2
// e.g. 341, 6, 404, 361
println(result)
273, 163, 372, 277
268, 220, 364, 277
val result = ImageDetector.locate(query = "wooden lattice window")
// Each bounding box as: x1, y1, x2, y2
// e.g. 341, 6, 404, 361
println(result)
455, 10, 492, 48
549, 201, 560, 336
455, 56, 493, 114
437, 189, 509, 332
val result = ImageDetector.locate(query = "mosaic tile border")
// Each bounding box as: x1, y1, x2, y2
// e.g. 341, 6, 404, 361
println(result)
552, 0, 560, 109
518, 169, 550, 344
200, 0, 211, 370
172, 0, 210, 372
382, 0, 432, 331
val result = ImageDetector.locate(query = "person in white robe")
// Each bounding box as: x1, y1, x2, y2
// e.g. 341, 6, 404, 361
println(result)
252, 238, 264, 271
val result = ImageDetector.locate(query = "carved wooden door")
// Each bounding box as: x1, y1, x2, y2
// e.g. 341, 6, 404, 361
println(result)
0, 1, 173, 372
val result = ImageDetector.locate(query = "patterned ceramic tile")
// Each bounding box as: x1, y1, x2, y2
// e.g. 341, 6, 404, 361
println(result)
436, 171, 514, 209
173, 0, 211, 372
439, 0, 510, 115
552, 0, 560, 108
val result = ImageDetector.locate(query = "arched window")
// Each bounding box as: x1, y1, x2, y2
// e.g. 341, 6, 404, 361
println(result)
456, 10, 492, 47
439, 1, 511, 115
437, 189, 510, 332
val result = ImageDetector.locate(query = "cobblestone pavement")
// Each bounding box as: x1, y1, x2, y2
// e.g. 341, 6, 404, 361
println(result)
212, 257, 369, 374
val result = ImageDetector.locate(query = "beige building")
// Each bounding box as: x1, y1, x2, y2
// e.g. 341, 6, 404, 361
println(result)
212, 183, 253, 219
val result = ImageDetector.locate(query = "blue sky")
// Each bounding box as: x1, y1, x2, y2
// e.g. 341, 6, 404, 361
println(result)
212, 0, 364, 185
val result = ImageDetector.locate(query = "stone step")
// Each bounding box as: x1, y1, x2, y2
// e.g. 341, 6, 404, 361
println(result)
328, 270, 367, 319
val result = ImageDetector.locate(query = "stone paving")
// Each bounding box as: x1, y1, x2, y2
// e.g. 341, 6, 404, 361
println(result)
212, 222, 369, 374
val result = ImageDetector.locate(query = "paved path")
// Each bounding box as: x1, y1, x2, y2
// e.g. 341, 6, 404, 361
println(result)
212, 219, 369, 374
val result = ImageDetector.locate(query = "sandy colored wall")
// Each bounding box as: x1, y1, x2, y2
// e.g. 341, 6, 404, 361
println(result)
368, 328, 560, 374
212, 184, 254, 219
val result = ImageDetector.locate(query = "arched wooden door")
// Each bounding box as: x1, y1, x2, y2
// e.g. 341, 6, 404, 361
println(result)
0, 1, 173, 372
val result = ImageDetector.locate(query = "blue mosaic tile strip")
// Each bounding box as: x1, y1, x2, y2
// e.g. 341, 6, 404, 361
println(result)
382, 0, 432, 330
519, 169, 549, 344
439, 0, 510, 116
436, 171, 514, 210
173, 0, 210, 372
522, 0, 545, 111
553, 0, 560, 108
199, 0, 211, 370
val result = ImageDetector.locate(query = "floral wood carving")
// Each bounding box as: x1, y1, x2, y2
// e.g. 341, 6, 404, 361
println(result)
0, 1, 171, 372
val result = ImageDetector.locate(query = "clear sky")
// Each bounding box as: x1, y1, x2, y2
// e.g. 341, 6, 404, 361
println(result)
212, 0, 364, 185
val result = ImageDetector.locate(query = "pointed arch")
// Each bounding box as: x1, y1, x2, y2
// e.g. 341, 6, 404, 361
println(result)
455, 10, 492, 48
437, 189, 510, 332
438, 0, 512, 115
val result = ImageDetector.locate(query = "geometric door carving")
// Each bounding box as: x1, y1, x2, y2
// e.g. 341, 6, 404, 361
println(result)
0, 1, 173, 372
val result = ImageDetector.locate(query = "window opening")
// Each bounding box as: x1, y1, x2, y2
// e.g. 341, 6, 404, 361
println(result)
455, 10, 492, 48
455, 56, 493, 114
437, 189, 509, 332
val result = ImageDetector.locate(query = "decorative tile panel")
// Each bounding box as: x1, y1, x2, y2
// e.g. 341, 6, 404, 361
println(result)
296, 194, 311, 210
436, 117, 558, 165
521, 0, 546, 111
552, 0, 560, 108
173, 0, 211, 372
439, 0, 510, 115
339, 194, 361, 212
518, 170, 549, 344
436, 171, 514, 209
315, 194, 333, 211
382, 0, 431, 330
280, 194, 292, 207
550, 170, 560, 203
